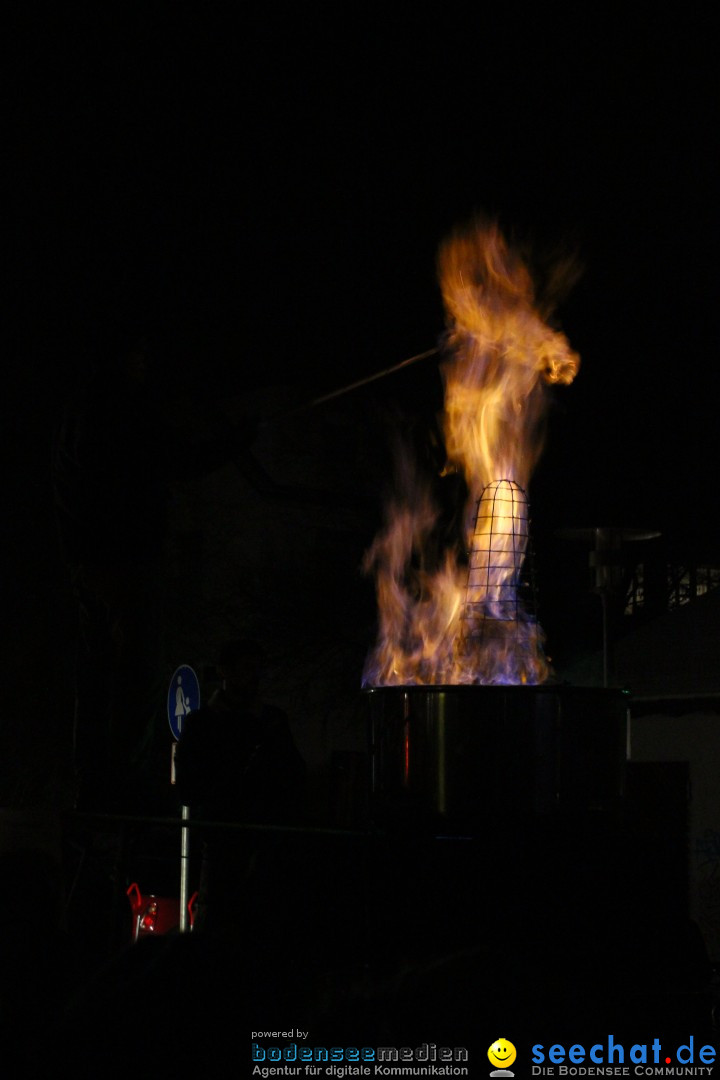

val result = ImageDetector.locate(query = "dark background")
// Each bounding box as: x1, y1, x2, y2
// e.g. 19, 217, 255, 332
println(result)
9, 6, 719, 513
3, 7, 720, 1064
5, 7, 720, 784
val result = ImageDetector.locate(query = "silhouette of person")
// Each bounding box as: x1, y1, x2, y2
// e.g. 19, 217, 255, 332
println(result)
52, 332, 168, 810
52, 328, 261, 811
174, 638, 306, 935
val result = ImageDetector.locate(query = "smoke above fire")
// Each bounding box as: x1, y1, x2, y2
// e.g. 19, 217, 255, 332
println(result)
362, 219, 580, 687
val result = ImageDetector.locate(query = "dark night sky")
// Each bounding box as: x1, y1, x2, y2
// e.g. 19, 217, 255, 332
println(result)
8, 6, 720, 553
4, 16, 720, 1041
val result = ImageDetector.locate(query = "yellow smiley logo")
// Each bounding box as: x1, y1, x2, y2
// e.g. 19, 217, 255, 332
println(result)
488, 1039, 517, 1069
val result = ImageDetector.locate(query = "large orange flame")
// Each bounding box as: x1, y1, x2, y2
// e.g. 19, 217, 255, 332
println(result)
362, 220, 580, 687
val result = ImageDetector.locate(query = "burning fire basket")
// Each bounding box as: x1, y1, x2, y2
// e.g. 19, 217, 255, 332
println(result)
362, 221, 627, 836
461, 478, 538, 665
465, 480, 531, 625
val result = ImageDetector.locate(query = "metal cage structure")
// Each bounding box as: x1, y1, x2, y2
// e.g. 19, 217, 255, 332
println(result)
462, 479, 538, 638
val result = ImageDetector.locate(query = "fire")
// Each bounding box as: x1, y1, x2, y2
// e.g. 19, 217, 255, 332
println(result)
362, 219, 580, 686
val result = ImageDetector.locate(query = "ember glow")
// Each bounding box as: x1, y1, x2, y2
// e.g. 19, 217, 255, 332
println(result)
362, 220, 580, 686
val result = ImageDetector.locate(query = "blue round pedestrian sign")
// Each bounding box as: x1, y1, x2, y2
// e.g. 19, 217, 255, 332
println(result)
167, 665, 201, 740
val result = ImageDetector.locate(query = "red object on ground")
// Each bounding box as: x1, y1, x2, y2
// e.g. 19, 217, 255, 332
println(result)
126, 883, 197, 940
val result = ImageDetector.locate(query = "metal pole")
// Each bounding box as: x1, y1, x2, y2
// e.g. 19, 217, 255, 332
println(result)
179, 804, 191, 932
261, 347, 440, 425
171, 741, 192, 933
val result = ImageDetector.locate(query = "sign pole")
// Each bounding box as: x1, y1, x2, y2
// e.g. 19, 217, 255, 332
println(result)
167, 664, 201, 934
179, 804, 191, 932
